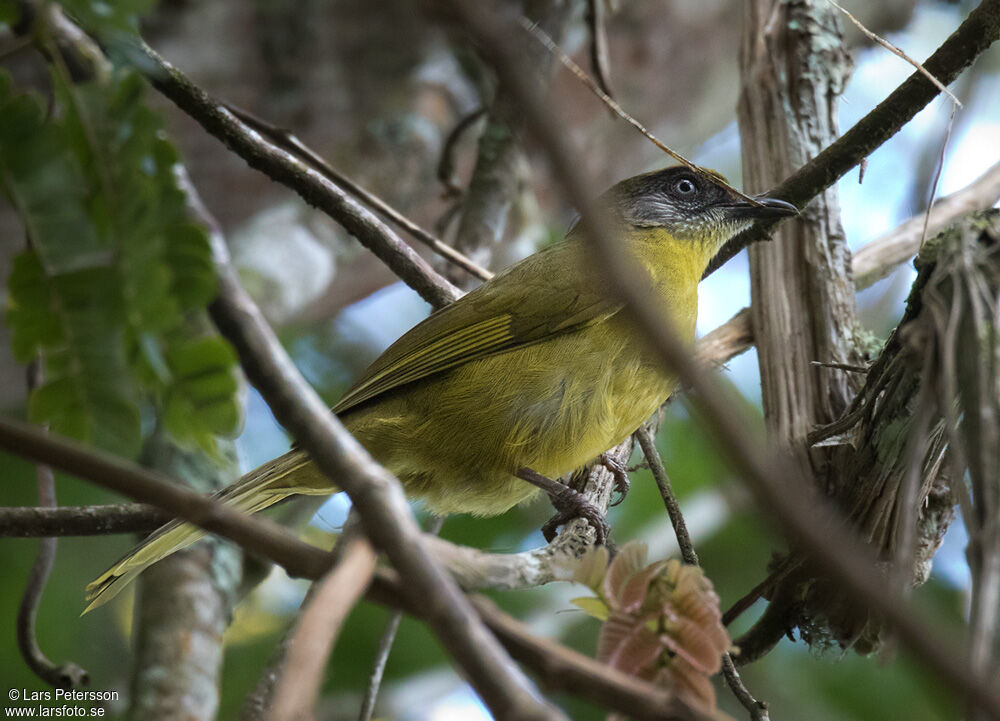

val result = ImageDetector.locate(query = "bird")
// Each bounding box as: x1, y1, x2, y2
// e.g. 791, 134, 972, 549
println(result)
84, 165, 797, 612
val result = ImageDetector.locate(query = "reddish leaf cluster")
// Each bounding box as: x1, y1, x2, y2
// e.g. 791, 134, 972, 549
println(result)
572, 542, 731, 714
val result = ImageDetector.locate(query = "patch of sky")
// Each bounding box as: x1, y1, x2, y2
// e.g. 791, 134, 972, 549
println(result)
933, 516, 972, 591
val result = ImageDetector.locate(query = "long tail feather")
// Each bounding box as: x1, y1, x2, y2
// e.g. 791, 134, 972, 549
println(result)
83, 449, 330, 613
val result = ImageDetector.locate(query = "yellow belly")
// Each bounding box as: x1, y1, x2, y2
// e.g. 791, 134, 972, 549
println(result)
342, 312, 691, 517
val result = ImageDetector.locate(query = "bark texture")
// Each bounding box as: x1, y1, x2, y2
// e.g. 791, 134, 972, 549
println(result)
739, 0, 861, 462
128, 432, 242, 721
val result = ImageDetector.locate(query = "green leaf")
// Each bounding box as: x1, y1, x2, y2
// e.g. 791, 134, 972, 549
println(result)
162, 336, 244, 454
1, 68, 241, 458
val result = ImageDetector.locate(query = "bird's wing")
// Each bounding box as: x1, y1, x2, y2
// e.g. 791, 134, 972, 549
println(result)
333, 239, 621, 415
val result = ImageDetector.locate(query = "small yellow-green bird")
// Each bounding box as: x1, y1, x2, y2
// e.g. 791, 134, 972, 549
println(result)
84, 165, 796, 611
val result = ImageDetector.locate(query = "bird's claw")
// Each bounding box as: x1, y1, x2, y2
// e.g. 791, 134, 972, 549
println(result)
542, 486, 609, 545
600, 453, 631, 507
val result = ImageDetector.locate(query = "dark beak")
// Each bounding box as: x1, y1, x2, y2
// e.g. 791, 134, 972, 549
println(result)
724, 194, 799, 221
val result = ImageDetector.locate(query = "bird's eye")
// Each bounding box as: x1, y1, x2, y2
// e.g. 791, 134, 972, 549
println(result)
674, 178, 697, 196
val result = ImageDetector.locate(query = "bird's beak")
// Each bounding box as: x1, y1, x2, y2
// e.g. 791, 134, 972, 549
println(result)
724, 194, 799, 221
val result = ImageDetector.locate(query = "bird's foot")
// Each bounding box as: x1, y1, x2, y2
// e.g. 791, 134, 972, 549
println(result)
516, 467, 609, 545
599, 453, 630, 507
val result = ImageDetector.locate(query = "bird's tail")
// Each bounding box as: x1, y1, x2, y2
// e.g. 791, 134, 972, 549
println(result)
84, 448, 330, 613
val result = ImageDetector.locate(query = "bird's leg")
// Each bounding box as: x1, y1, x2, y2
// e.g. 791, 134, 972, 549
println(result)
598, 452, 631, 507
515, 467, 609, 545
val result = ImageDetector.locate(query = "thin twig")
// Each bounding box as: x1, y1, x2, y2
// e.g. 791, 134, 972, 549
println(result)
920, 103, 958, 248
635, 427, 697, 566
0, 503, 168, 537
357, 614, 403, 721
436, 107, 487, 199
357, 515, 444, 721
268, 532, 377, 721
223, 103, 492, 283
809, 360, 869, 373
827, 0, 963, 107
16, 363, 88, 689
517, 16, 761, 206
636, 426, 769, 719
585, 0, 615, 100
449, 1, 1000, 716
721, 656, 770, 721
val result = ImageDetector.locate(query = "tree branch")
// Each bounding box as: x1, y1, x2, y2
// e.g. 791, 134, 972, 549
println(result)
0, 504, 168, 537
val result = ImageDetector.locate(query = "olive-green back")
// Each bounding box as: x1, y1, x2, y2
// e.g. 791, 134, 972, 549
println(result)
332, 237, 621, 415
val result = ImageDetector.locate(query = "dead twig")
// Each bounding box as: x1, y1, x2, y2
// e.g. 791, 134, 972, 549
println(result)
436, 107, 487, 199
827, 0, 962, 107
585, 0, 615, 100
16, 363, 88, 690
357, 515, 444, 721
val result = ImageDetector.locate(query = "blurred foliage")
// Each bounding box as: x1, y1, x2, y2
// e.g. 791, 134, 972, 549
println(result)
0, 63, 242, 456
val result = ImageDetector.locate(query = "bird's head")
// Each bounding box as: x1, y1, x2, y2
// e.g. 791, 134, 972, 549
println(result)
604, 165, 798, 258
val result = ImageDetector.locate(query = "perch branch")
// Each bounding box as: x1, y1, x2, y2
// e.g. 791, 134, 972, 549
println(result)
181, 175, 565, 721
